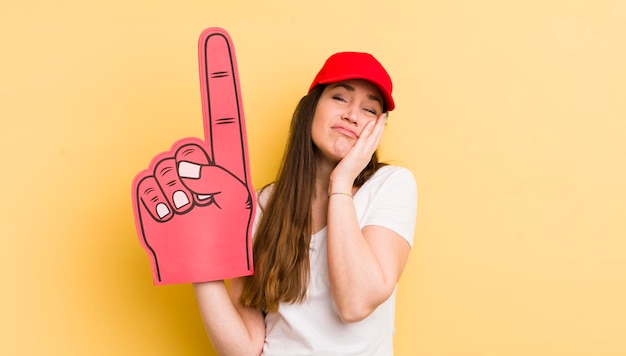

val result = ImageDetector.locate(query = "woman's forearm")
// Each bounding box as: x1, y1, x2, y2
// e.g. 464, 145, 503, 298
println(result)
326, 194, 389, 322
193, 280, 265, 356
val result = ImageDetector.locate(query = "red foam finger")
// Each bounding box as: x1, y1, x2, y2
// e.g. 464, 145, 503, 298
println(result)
131, 28, 257, 285
153, 158, 194, 214
198, 28, 251, 184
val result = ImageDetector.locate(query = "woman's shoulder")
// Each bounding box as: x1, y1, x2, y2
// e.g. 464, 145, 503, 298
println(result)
370, 164, 416, 185
356, 165, 417, 199
252, 183, 274, 224
255, 183, 275, 207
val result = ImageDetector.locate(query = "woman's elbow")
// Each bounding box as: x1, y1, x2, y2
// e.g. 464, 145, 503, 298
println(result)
335, 300, 377, 323
334, 287, 396, 323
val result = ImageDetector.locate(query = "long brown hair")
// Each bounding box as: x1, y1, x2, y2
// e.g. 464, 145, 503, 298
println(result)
240, 85, 386, 312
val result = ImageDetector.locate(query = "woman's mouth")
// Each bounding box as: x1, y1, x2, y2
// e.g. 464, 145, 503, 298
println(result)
332, 126, 358, 139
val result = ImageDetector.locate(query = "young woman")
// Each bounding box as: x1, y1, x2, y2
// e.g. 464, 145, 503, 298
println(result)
193, 52, 417, 355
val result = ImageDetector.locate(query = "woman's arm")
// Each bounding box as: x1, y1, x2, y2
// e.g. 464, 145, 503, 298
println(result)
193, 278, 265, 355
326, 196, 412, 323
326, 114, 415, 323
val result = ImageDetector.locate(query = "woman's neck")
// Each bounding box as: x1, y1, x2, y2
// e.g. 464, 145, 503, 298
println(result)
313, 155, 336, 198
310, 156, 335, 233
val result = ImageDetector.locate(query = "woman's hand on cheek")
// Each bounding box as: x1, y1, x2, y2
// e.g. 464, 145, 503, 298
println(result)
329, 112, 387, 189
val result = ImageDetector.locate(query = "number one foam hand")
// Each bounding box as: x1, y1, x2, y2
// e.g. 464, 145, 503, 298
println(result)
131, 28, 256, 285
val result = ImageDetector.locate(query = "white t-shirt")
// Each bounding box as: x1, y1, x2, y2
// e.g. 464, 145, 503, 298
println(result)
255, 165, 418, 356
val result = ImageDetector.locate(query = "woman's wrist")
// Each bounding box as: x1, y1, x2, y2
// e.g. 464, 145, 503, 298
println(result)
328, 191, 353, 198
328, 180, 353, 197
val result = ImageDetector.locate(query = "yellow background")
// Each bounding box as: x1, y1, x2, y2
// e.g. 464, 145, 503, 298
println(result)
1, 0, 625, 355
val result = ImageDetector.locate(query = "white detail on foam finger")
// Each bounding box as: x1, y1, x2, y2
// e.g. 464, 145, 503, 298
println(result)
173, 191, 190, 208
178, 161, 201, 178
156, 203, 170, 218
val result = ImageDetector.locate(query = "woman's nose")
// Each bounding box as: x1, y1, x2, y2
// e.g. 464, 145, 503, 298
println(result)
342, 105, 359, 125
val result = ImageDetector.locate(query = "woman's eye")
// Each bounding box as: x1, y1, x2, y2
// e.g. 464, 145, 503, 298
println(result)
364, 108, 378, 115
332, 95, 347, 102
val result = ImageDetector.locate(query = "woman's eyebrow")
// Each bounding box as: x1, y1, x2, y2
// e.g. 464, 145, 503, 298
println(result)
331, 83, 355, 91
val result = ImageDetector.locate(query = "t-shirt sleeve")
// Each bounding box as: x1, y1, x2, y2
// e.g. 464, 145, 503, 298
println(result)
361, 167, 418, 247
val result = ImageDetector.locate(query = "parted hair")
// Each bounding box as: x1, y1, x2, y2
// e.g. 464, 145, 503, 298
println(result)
240, 85, 386, 312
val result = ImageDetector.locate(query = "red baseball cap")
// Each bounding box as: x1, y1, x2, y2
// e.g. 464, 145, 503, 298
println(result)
308, 52, 395, 111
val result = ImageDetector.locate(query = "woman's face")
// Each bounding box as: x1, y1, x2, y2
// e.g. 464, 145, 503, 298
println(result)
311, 79, 384, 163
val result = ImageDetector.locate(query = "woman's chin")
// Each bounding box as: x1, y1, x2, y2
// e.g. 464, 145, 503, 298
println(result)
314, 140, 354, 165
332, 140, 354, 157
